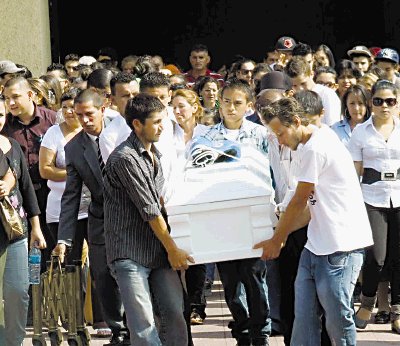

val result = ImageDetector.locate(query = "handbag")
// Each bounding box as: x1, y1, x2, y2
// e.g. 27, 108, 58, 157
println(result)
0, 196, 24, 241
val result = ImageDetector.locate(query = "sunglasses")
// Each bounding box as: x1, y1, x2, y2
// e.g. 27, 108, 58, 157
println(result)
372, 97, 398, 107
316, 81, 337, 88
240, 69, 254, 75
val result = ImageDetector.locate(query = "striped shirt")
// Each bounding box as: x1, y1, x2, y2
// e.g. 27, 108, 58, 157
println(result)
103, 131, 169, 268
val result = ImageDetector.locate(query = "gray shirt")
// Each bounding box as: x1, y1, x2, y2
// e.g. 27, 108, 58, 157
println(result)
103, 131, 169, 268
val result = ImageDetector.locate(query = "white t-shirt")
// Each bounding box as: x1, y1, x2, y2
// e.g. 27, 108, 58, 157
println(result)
297, 126, 373, 255
313, 83, 341, 127
41, 125, 91, 223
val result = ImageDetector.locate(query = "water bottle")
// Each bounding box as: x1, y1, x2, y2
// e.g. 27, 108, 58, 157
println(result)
28, 243, 41, 285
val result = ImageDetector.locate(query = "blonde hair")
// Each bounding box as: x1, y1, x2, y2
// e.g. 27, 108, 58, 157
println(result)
172, 88, 204, 122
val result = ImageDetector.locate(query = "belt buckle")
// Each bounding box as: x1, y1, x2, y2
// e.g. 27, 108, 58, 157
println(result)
381, 170, 397, 181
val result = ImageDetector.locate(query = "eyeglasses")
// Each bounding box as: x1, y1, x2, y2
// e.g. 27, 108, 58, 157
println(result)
316, 81, 337, 88
372, 97, 398, 107
240, 69, 254, 75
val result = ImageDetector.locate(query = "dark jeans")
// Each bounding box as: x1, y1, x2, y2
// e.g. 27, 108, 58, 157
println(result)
362, 203, 400, 306
185, 264, 206, 318
279, 226, 308, 345
217, 257, 270, 341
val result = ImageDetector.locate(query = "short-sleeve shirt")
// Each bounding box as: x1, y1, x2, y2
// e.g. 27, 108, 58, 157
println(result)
297, 126, 373, 255
41, 125, 91, 222
348, 116, 400, 208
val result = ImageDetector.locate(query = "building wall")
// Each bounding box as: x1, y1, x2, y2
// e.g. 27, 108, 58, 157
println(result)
0, 0, 51, 77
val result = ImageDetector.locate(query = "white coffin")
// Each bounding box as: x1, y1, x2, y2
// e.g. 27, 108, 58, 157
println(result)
166, 145, 277, 264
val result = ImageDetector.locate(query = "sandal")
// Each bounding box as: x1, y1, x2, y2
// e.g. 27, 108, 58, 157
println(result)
96, 327, 112, 338
375, 311, 390, 324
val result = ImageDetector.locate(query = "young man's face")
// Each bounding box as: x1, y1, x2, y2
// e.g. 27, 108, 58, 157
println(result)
65, 60, 79, 78
112, 81, 139, 115
3, 83, 34, 118
352, 56, 370, 74
141, 86, 171, 108
291, 73, 313, 92
189, 50, 210, 71
376, 61, 397, 81
220, 88, 251, 126
268, 117, 302, 150
135, 110, 165, 144
236, 61, 256, 85
75, 100, 104, 136
265, 50, 280, 66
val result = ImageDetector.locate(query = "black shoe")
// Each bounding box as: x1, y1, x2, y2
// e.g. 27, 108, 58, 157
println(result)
236, 337, 251, 346
103, 334, 130, 346
375, 311, 390, 324
252, 337, 269, 346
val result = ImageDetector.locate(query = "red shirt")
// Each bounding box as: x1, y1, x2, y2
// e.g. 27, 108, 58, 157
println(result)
184, 69, 224, 87
3, 105, 56, 184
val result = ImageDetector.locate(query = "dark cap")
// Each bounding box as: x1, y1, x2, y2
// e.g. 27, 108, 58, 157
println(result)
259, 71, 292, 91
275, 36, 296, 52
375, 48, 399, 64
347, 45, 372, 58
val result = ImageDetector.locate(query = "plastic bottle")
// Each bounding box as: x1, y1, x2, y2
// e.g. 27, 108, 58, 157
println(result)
28, 243, 41, 285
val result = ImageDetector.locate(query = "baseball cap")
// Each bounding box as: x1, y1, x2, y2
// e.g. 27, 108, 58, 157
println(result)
275, 36, 296, 52
375, 48, 399, 64
347, 45, 372, 58
259, 71, 292, 92
369, 47, 382, 57
78, 56, 97, 66
0, 60, 23, 75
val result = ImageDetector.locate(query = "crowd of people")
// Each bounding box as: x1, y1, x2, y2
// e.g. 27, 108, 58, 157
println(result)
0, 35, 399, 346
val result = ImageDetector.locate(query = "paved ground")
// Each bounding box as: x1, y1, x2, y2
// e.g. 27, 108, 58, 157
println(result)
23, 280, 400, 345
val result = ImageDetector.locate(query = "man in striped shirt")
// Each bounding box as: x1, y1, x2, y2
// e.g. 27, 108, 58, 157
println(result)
104, 93, 192, 345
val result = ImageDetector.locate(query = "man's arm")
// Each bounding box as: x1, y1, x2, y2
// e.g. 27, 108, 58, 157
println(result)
254, 181, 313, 260
54, 151, 83, 262
149, 215, 194, 270
112, 157, 194, 269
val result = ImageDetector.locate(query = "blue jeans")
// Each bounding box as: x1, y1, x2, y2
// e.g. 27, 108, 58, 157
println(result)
4, 238, 29, 346
291, 248, 363, 346
110, 259, 187, 346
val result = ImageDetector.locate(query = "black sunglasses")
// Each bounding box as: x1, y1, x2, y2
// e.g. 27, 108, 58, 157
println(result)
372, 97, 398, 107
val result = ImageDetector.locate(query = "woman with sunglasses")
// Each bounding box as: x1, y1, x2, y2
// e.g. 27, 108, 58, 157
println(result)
349, 80, 400, 333
331, 84, 371, 148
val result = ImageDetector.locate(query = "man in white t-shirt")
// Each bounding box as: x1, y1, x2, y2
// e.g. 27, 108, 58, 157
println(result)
255, 97, 373, 345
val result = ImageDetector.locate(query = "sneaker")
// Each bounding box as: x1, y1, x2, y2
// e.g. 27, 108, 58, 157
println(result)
190, 311, 204, 325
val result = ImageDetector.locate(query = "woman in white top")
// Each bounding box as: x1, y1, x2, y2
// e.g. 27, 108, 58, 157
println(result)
171, 88, 205, 168
39, 88, 90, 261
349, 80, 400, 333
171, 88, 208, 325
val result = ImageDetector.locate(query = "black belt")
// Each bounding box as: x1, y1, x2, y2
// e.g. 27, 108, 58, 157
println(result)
362, 168, 400, 185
